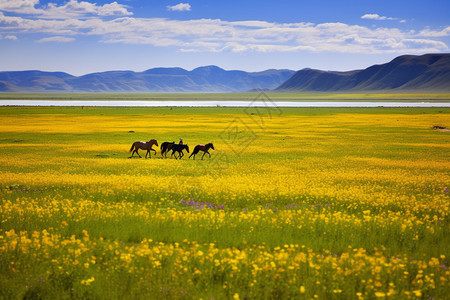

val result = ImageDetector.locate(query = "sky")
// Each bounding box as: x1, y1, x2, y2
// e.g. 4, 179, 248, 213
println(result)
0, 0, 449, 76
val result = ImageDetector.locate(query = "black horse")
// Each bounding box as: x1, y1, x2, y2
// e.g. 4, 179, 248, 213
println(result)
161, 141, 175, 158
170, 144, 189, 159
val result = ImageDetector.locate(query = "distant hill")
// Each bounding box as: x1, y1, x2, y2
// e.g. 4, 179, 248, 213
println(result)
276, 53, 450, 92
0, 66, 295, 93
2, 54, 448, 93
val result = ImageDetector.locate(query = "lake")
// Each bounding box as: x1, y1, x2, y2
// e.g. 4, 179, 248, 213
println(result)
1, 100, 449, 107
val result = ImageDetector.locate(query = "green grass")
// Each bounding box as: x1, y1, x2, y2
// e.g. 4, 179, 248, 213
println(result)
0, 106, 449, 299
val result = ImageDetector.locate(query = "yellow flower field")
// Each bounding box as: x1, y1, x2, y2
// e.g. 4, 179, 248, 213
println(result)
0, 106, 449, 299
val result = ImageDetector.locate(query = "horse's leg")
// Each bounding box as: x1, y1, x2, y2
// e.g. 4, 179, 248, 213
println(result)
201, 152, 206, 160
207, 151, 211, 158
136, 149, 142, 158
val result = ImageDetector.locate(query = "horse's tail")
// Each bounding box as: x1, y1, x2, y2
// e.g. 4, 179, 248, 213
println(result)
130, 142, 135, 153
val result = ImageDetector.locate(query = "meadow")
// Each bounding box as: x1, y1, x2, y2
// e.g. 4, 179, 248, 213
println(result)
0, 105, 449, 299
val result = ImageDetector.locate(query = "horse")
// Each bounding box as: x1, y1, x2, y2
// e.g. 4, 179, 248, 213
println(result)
189, 143, 215, 160
160, 141, 175, 158
170, 144, 189, 159
129, 139, 158, 158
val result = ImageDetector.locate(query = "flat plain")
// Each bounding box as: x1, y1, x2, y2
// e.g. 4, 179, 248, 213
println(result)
0, 103, 449, 299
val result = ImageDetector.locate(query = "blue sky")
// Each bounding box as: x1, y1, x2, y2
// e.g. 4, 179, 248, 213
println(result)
0, 0, 449, 75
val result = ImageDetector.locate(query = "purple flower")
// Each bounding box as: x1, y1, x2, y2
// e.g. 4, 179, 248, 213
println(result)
180, 199, 218, 210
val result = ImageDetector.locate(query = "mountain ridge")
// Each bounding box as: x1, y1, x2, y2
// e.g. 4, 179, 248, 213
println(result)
276, 53, 450, 92
0, 54, 449, 93
0, 66, 295, 93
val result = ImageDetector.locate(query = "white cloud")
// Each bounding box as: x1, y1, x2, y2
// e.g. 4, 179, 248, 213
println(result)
361, 14, 396, 21
0, 0, 132, 19
0, 3, 447, 55
37, 36, 75, 43
167, 3, 191, 12
42, 1, 132, 19
5, 35, 18, 40
0, 0, 43, 15
419, 26, 450, 37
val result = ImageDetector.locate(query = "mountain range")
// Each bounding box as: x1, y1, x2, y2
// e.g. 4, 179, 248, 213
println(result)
0, 66, 295, 93
277, 53, 450, 92
0, 53, 448, 93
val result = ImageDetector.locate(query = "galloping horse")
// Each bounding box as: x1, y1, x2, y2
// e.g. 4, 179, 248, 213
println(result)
129, 139, 159, 158
170, 144, 189, 159
189, 143, 215, 160
160, 141, 175, 158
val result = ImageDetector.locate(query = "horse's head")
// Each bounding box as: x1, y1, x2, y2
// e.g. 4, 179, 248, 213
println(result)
209, 143, 215, 150
185, 145, 190, 153
154, 139, 159, 147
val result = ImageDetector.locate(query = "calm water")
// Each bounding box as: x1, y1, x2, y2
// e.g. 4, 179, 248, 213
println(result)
1, 100, 449, 107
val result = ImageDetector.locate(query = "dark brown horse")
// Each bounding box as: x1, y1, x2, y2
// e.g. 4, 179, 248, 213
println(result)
160, 141, 175, 158
129, 139, 159, 158
170, 144, 189, 159
189, 143, 214, 160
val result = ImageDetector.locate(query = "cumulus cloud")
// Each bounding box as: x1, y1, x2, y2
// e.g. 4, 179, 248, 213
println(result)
42, 1, 132, 19
419, 26, 450, 37
167, 3, 191, 12
0, 0, 132, 18
362, 14, 391, 20
0, 0, 43, 15
0, 2, 448, 54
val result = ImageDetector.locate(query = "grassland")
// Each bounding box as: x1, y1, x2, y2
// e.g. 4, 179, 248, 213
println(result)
1, 92, 450, 102
0, 106, 449, 299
